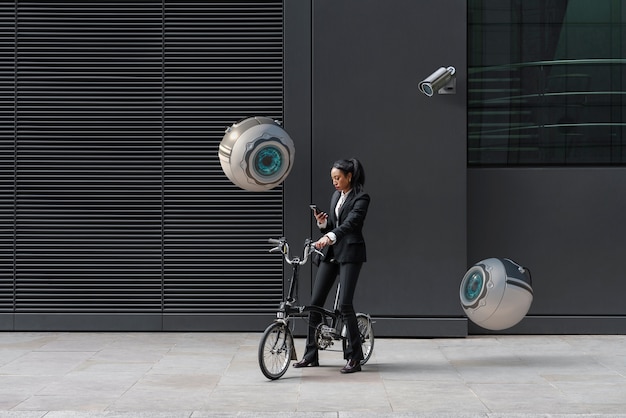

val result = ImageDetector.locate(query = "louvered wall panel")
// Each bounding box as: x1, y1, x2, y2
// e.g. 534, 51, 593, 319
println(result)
0, 1, 14, 312
162, 0, 284, 314
14, 1, 164, 313
2, 0, 284, 323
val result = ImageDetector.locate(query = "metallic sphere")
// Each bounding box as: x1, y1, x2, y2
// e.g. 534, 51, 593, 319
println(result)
460, 258, 533, 331
218, 116, 295, 191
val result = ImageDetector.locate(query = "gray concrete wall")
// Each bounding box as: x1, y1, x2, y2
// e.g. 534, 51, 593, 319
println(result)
285, 0, 469, 336
468, 168, 626, 334
285, 0, 626, 337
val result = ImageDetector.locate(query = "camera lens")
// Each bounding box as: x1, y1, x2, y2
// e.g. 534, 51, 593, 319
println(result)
254, 145, 283, 177
463, 271, 484, 302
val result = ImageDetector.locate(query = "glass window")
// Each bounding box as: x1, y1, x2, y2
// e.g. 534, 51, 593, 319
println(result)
468, 0, 626, 165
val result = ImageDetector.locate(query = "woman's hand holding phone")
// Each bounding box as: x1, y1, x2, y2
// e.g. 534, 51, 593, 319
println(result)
310, 204, 328, 223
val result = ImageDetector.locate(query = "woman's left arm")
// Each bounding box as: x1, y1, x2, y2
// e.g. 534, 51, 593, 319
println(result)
331, 193, 370, 243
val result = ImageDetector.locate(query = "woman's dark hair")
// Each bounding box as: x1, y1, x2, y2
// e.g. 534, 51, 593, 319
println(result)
333, 158, 365, 192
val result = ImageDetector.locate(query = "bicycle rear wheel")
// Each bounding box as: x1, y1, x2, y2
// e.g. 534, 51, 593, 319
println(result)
258, 321, 294, 380
343, 313, 375, 365
357, 313, 375, 364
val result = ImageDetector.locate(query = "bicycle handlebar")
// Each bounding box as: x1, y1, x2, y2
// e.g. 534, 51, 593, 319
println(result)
267, 237, 323, 266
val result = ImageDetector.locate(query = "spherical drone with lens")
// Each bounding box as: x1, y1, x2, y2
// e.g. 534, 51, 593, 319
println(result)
460, 258, 533, 331
218, 116, 295, 191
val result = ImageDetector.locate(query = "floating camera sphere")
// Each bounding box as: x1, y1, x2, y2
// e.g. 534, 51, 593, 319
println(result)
460, 258, 533, 331
218, 116, 295, 191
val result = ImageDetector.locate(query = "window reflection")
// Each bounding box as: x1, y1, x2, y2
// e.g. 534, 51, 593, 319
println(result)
468, 0, 626, 165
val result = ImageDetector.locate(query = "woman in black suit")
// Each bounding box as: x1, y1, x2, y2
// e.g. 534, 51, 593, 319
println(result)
293, 158, 370, 374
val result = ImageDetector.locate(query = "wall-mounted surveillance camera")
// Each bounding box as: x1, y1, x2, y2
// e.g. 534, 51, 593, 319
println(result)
418, 66, 456, 97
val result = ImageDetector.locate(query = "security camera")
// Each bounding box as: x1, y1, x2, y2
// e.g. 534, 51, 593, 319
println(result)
418, 66, 456, 97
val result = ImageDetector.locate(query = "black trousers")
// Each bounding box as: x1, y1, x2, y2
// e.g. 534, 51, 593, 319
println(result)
303, 260, 363, 362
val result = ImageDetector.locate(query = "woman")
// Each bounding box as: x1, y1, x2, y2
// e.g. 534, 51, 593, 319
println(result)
293, 158, 370, 374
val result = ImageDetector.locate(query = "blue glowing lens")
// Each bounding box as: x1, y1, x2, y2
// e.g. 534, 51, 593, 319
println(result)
463, 271, 484, 301
255, 146, 283, 177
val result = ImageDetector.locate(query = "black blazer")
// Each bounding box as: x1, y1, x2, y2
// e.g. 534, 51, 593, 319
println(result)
319, 189, 370, 263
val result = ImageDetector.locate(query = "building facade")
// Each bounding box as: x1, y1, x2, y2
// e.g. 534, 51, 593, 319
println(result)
1, 0, 624, 335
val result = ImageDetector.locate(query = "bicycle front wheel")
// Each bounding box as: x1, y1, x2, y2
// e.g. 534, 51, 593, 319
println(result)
258, 321, 294, 380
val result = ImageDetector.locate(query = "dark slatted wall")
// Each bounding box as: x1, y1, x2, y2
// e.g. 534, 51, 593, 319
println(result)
0, 0, 284, 329
0, 1, 13, 314
15, 1, 164, 315
162, 2, 284, 316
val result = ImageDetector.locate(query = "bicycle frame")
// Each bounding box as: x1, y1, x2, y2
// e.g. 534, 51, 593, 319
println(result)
277, 264, 338, 322
272, 238, 346, 344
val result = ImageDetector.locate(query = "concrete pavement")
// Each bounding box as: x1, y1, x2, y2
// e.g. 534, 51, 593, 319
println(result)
1, 332, 625, 417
